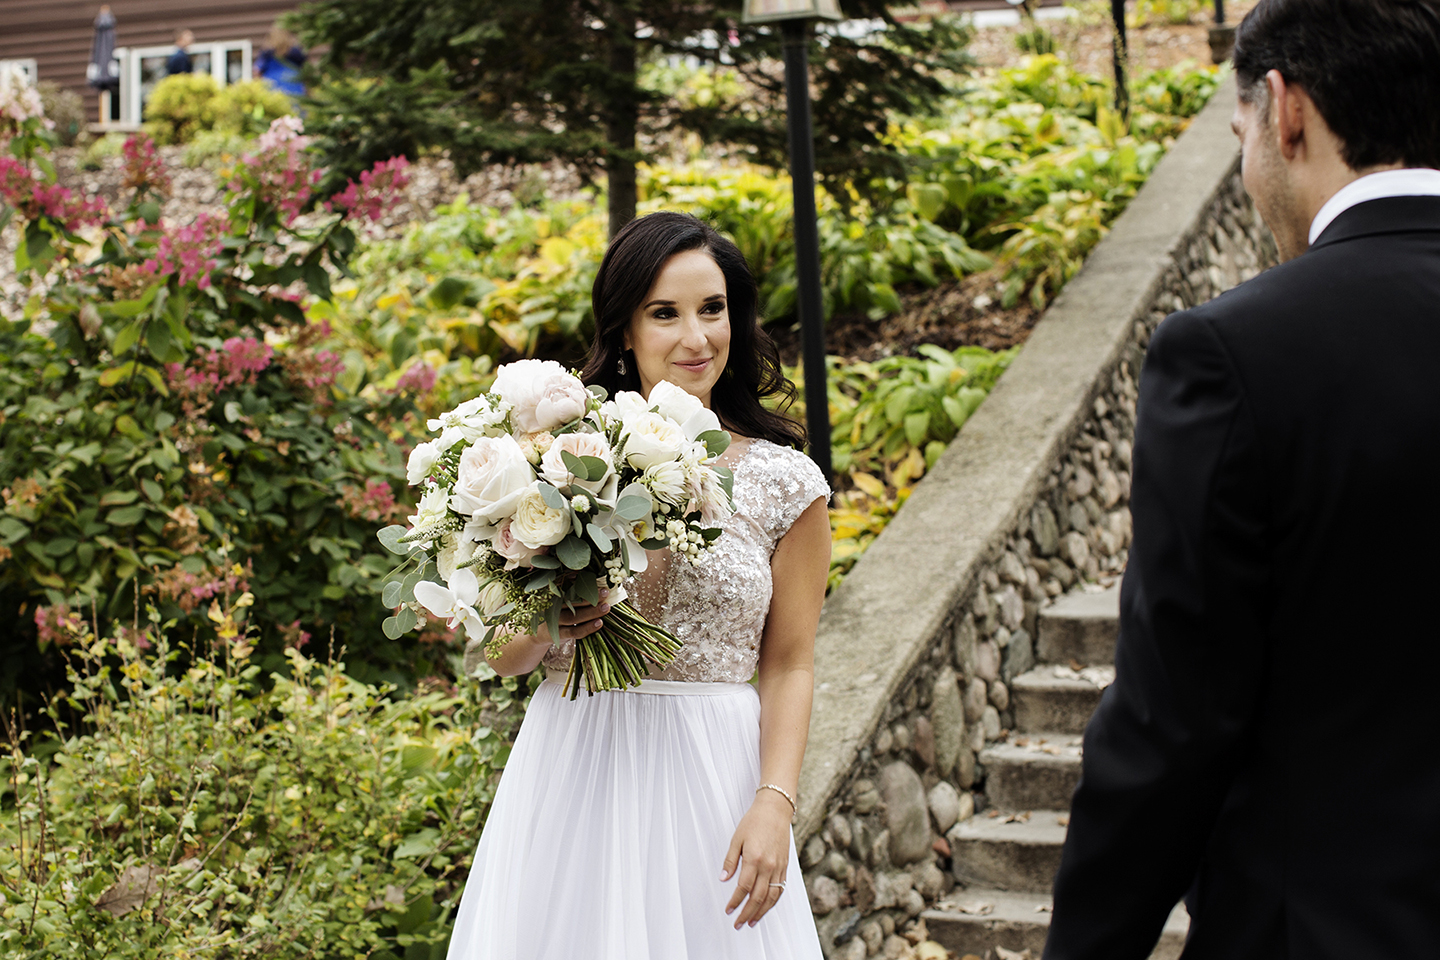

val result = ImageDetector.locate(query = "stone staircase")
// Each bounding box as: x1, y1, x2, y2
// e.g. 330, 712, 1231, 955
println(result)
920, 587, 1189, 959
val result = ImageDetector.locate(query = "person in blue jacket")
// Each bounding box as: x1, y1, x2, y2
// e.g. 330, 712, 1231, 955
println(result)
254, 25, 306, 98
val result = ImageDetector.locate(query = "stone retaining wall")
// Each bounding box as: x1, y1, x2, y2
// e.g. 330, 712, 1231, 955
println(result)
798, 76, 1277, 958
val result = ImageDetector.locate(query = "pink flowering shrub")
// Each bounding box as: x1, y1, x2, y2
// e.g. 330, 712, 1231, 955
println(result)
394, 360, 437, 395
326, 156, 411, 223
0, 155, 108, 232
231, 115, 322, 226
339, 478, 404, 523
144, 211, 228, 287
0, 111, 439, 707
122, 132, 171, 198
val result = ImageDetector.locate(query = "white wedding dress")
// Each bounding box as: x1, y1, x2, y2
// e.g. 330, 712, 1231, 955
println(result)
446, 439, 829, 960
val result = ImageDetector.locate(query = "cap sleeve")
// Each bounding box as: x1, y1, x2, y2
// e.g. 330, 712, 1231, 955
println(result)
765, 446, 831, 545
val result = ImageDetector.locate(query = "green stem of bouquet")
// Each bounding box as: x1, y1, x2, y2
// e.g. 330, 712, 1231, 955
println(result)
563, 600, 683, 700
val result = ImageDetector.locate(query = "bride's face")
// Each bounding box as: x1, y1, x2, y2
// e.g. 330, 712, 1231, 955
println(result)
624, 249, 732, 409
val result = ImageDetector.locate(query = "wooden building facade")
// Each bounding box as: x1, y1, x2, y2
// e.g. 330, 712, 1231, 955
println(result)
0, 0, 300, 121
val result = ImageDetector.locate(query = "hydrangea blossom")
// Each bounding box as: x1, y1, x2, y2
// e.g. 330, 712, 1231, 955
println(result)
233, 116, 321, 225
121, 134, 171, 197
0, 64, 47, 127
144, 212, 228, 288
326, 157, 411, 223
0, 157, 108, 231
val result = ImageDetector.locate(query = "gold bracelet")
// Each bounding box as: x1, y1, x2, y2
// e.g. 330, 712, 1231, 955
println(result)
756, 783, 797, 820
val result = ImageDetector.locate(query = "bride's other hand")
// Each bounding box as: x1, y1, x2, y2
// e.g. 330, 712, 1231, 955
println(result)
484, 590, 612, 677
720, 790, 793, 929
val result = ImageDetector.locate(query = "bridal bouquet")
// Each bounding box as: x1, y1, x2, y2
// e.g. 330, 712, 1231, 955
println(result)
377, 360, 735, 697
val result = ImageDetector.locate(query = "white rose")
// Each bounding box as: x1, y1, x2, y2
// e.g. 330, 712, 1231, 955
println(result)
510, 482, 572, 548
491, 360, 588, 435
601, 390, 650, 425
541, 431, 616, 495
436, 532, 479, 581
648, 380, 723, 440
622, 412, 687, 470
642, 460, 688, 505
477, 579, 508, 616
450, 435, 536, 523
493, 518, 546, 569
406, 440, 441, 485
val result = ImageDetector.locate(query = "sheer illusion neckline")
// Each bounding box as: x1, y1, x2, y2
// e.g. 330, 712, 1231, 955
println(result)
628, 436, 758, 631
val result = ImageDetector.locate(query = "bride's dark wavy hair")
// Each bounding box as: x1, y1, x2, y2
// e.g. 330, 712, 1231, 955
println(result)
581, 211, 806, 449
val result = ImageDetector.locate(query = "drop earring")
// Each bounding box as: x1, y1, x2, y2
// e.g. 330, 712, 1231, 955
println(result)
617, 353, 627, 376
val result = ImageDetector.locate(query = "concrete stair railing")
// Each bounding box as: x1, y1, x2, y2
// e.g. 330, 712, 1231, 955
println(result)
921, 587, 1189, 959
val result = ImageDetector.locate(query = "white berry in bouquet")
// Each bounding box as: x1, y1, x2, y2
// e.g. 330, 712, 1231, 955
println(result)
377, 361, 736, 697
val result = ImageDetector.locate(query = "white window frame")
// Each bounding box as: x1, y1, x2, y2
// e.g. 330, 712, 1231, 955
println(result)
111, 40, 253, 125
0, 59, 39, 85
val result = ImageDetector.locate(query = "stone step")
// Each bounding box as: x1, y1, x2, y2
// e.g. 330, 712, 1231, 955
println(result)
979, 733, 1083, 812
1011, 665, 1112, 734
1036, 586, 1120, 665
924, 888, 1190, 959
947, 809, 1069, 893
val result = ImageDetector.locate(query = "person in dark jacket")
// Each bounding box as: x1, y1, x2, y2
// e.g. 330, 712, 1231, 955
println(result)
165, 29, 195, 76
1044, 0, 1440, 957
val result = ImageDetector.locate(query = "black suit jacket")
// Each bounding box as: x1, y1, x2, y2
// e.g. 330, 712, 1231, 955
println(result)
1045, 195, 1440, 959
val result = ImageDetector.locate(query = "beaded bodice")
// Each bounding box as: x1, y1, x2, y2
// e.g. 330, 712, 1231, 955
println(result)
542, 439, 830, 683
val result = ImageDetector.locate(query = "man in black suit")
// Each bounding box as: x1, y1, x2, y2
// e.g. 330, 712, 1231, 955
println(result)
1045, 0, 1440, 957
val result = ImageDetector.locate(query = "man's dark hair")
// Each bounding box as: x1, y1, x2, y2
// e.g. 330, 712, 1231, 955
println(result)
1233, 0, 1440, 169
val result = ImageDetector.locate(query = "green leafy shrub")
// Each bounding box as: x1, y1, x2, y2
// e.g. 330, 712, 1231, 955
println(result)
208, 80, 295, 138
1130, 0, 1212, 26
0, 609, 529, 959
36, 83, 86, 147
0, 120, 435, 705
143, 77, 294, 146
143, 73, 221, 145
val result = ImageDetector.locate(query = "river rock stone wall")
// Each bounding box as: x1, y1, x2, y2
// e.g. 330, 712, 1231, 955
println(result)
801, 170, 1276, 959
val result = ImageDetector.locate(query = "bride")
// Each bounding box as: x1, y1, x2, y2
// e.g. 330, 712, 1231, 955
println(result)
445, 211, 831, 959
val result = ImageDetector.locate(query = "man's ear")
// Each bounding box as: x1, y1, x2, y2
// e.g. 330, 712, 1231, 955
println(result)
1267, 69, 1309, 161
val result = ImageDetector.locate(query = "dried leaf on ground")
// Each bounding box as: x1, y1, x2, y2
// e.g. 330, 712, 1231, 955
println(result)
94, 863, 161, 917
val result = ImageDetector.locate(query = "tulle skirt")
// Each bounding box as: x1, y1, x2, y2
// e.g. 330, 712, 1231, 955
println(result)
445, 677, 824, 960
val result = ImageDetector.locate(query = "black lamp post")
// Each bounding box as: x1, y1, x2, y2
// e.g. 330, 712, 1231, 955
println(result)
1208, 0, 1237, 63
742, 0, 842, 481
1110, 0, 1129, 120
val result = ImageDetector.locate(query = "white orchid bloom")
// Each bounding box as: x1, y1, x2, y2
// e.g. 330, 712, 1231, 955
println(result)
414, 568, 484, 636
428, 395, 512, 443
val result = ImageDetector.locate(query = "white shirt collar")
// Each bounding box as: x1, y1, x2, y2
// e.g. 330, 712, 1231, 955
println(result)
1308, 168, 1440, 245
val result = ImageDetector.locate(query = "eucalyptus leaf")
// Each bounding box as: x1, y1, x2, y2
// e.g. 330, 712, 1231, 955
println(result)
556, 536, 590, 570
377, 525, 415, 556
382, 616, 404, 639
586, 522, 613, 553
696, 429, 731, 458
615, 496, 651, 522
560, 450, 591, 481
537, 482, 566, 510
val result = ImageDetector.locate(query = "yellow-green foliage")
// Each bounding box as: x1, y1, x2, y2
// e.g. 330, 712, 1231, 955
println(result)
0, 611, 529, 958
143, 73, 221, 145
144, 76, 294, 145
209, 80, 295, 138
